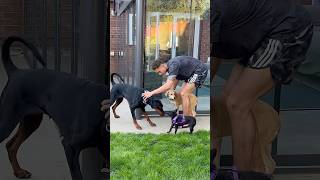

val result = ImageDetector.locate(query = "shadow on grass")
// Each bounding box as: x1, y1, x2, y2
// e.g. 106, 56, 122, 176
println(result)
111, 131, 210, 180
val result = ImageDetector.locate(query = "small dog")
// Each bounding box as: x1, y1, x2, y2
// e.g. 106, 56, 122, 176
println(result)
165, 89, 197, 117
110, 73, 165, 130
166, 111, 196, 134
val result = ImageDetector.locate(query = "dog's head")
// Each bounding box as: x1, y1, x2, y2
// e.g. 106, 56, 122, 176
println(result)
148, 99, 165, 116
165, 89, 176, 100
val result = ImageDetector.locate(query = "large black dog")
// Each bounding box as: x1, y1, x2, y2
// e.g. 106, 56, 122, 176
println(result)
0, 37, 109, 180
110, 73, 165, 130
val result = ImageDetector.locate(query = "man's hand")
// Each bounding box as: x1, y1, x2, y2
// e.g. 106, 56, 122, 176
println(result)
100, 99, 110, 119
100, 99, 110, 132
142, 91, 153, 101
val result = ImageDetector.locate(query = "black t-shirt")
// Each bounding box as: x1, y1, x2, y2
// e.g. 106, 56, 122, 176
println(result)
212, 0, 312, 59
167, 56, 206, 81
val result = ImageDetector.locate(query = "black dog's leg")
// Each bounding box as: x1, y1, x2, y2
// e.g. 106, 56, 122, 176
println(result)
174, 125, 178, 134
62, 142, 82, 180
98, 137, 109, 179
0, 110, 20, 143
141, 108, 156, 127
189, 121, 196, 134
190, 127, 194, 134
112, 98, 123, 118
167, 124, 174, 133
6, 114, 42, 178
130, 107, 142, 130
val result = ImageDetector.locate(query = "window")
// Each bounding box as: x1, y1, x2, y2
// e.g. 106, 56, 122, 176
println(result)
128, 13, 136, 45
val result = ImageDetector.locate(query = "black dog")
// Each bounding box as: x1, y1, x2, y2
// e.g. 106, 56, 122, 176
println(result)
110, 73, 165, 130
166, 111, 196, 134
0, 37, 109, 180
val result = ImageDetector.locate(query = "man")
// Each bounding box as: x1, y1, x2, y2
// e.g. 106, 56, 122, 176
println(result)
211, 0, 313, 179
142, 56, 208, 116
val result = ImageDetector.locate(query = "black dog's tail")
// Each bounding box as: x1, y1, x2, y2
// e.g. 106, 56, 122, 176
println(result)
1, 36, 46, 75
111, 73, 124, 85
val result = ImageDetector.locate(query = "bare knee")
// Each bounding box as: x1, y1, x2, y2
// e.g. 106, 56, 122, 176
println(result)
226, 95, 250, 117
180, 91, 189, 98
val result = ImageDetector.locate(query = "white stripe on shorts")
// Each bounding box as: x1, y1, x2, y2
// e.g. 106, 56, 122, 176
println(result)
253, 39, 275, 67
189, 74, 198, 83
253, 39, 280, 68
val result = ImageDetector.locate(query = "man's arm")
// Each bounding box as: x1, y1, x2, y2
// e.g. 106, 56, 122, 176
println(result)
172, 78, 179, 90
211, 57, 221, 83
151, 78, 175, 95
142, 78, 175, 100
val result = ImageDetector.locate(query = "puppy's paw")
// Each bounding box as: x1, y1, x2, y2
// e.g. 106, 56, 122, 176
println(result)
114, 115, 120, 118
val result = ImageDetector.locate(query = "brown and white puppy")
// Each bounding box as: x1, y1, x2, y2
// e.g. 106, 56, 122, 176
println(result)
165, 89, 197, 117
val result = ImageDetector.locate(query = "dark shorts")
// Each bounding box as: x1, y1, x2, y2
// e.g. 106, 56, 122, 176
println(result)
239, 24, 314, 84
186, 66, 209, 88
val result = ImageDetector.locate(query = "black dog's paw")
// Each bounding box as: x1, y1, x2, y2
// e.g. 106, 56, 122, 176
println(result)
149, 122, 157, 127
14, 169, 32, 179
134, 123, 143, 130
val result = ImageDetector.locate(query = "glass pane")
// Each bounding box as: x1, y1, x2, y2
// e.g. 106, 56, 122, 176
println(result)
175, 17, 193, 56
145, 0, 210, 112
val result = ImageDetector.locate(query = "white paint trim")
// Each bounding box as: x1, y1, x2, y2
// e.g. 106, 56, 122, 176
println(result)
155, 12, 160, 59
193, 16, 200, 59
172, 16, 177, 58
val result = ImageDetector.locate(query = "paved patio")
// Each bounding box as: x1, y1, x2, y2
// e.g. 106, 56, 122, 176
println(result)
110, 97, 210, 134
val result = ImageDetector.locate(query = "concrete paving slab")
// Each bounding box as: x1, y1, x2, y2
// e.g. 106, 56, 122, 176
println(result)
110, 98, 210, 134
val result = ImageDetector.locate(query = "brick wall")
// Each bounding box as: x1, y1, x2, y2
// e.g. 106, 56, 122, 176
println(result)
0, 0, 73, 47
199, 18, 210, 63
0, 0, 24, 41
110, 2, 136, 82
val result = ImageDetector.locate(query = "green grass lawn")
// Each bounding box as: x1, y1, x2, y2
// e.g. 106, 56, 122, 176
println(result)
111, 131, 210, 180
